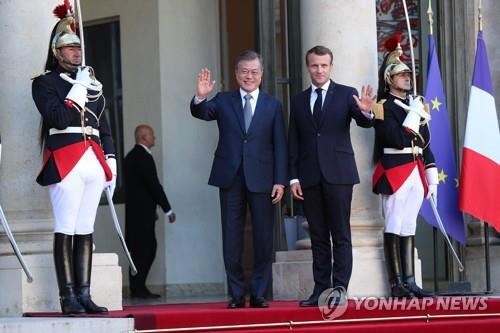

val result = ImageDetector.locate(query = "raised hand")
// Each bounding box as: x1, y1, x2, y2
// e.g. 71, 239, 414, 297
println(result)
196, 68, 216, 100
353, 84, 376, 113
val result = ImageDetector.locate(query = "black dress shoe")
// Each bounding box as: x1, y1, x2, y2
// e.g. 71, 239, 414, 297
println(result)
250, 296, 268, 308
299, 294, 319, 307
227, 297, 245, 308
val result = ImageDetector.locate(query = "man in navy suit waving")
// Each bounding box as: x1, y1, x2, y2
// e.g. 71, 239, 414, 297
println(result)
289, 45, 376, 307
190, 50, 287, 308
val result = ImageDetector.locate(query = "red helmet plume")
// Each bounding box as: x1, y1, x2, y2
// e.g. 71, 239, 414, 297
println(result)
53, 0, 73, 20
384, 33, 403, 52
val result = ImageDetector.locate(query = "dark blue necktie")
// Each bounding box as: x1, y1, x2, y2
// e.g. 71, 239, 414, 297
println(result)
313, 88, 323, 125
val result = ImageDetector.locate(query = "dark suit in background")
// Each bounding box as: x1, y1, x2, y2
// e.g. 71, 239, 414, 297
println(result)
289, 46, 375, 306
125, 143, 172, 298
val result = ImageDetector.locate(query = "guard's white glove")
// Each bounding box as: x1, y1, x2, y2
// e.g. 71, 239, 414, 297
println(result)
76, 66, 93, 85
395, 95, 431, 134
62, 67, 103, 110
425, 167, 439, 205
65, 67, 90, 110
105, 157, 117, 195
60, 66, 103, 91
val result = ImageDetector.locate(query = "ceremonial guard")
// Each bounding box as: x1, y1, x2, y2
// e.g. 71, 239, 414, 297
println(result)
32, 1, 116, 314
372, 34, 437, 298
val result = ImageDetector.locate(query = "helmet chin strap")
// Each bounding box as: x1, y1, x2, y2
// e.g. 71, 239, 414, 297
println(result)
389, 82, 411, 97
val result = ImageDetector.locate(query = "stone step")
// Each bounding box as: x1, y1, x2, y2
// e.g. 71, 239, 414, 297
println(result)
0, 317, 133, 333
0, 253, 122, 316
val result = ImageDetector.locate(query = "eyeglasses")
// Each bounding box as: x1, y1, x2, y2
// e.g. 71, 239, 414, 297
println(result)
238, 69, 262, 77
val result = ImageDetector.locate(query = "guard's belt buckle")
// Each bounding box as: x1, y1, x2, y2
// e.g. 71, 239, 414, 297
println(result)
84, 126, 93, 136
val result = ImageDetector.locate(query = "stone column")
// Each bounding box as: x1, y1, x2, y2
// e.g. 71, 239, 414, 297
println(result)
274, 0, 425, 299
0, 0, 121, 316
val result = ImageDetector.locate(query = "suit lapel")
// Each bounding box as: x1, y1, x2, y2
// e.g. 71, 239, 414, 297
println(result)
230, 90, 246, 134
247, 92, 266, 135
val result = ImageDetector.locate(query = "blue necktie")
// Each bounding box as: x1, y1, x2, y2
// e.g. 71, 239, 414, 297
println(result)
243, 94, 253, 132
313, 88, 323, 125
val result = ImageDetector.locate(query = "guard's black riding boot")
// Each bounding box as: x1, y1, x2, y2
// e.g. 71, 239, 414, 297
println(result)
74, 234, 108, 314
384, 233, 413, 298
400, 236, 433, 298
54, 233, 86, 314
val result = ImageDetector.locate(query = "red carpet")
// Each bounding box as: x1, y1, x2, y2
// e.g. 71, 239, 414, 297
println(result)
26, 297, 500, 332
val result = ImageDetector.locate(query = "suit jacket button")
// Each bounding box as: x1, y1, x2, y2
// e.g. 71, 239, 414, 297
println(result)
317, 133, 321, 137
244, 139, 248, 143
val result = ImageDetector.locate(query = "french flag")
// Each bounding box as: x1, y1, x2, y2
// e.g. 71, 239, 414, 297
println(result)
459, 31, 500, 230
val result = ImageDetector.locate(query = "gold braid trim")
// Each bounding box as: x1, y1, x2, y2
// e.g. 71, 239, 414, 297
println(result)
373, 99, 386, 120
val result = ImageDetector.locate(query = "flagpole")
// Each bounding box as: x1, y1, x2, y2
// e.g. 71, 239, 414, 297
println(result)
432, 227, 439, 292
477, 0, 491, 295
484, 222, 491, 293
427, 0, 434, 35
427, 0, 440, 294
478, 0, 483, 32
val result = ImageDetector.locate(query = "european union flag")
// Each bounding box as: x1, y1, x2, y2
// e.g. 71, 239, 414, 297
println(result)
419, 34, 466, 244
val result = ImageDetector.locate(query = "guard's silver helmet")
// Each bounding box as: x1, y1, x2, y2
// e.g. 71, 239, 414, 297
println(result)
382, 36, 412, 91
384, 62, 412, 88
51, 1, 81, 57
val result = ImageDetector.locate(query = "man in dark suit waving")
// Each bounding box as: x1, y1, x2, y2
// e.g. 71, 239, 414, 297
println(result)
190, 50, 287, 308
289, 46, 376, 307
125, 125, 175, 299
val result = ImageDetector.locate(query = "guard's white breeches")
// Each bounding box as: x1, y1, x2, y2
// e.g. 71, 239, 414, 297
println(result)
382, 165, 424, 236
48, 147, 106, 235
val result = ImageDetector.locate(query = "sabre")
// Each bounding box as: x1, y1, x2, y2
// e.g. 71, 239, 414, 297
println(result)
401, 0, 464, 271
429, 195, 465, 272
0, 136, 33, 282
71, 2, 130, 273
401, 0, 418, 96
105, 187, 138, 275
0, 199, 33, 282
0, 206, 34, 282
74, 0, 86, 66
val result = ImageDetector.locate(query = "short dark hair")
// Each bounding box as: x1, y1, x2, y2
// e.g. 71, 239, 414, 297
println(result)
305, 45, 333, 66
235, 50, 264, 70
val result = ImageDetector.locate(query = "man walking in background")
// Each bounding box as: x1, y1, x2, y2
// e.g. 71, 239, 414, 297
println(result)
125, 125, 176, 299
